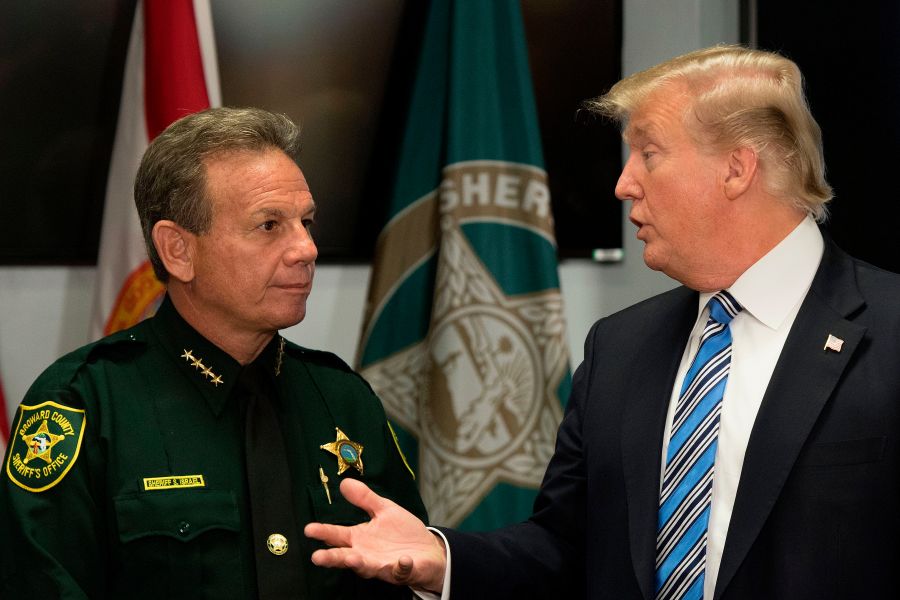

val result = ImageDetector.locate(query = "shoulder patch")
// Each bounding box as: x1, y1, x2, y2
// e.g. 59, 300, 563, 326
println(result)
6, 400, 86, 492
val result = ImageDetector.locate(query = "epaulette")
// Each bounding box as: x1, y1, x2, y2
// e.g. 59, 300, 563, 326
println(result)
83, 326, 148, 363
26, 327, 148, 395
280, 338, 355, 374
280, 338, 384, 400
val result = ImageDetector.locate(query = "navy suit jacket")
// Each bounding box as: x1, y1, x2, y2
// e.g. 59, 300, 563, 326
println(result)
442, 240, 900, 599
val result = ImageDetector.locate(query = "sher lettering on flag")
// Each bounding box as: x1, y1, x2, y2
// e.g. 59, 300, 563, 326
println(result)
357, 0, 571, 530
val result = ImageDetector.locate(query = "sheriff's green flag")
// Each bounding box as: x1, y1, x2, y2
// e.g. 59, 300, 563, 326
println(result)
358, 0, 570, 530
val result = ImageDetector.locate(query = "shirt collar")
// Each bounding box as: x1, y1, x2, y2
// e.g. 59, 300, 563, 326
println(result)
698, 216, 824, 329
149, 295, 286, 416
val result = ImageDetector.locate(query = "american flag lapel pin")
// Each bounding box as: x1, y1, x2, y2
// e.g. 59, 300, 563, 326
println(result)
824, 334, 844, 353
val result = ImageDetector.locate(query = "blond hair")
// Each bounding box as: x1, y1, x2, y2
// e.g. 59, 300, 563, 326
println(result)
589, 45, 832, 220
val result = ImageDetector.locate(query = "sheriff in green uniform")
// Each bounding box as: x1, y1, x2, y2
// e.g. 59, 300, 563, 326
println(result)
0, 107, 427, 599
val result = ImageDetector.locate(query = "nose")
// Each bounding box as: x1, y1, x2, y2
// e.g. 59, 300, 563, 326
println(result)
614, 153, 643, 203
285, 224, 318, 265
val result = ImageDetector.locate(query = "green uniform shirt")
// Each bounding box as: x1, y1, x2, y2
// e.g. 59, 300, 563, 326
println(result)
1, 297, 427, 599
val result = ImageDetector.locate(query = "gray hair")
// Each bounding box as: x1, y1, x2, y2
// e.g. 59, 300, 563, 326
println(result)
588, 45, 832, 221
134, 107, 301, 281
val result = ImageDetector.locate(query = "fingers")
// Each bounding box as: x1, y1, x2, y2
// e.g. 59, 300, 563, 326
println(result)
304, 522, 350, 547
311, 547, 414, 586
309, 547, 372, 576
310, 547, 349, 568
338, 478, 391, 518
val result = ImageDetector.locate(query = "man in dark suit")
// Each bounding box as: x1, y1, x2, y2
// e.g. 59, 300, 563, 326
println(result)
304, 46, 900, 599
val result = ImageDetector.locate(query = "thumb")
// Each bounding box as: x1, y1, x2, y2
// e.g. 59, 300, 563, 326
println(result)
391, 555, 415, 584
338, 478, 389, 518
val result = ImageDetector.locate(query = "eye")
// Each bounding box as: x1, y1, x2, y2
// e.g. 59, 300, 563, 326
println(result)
260, 219, 278, 232
302, 217, 316, 230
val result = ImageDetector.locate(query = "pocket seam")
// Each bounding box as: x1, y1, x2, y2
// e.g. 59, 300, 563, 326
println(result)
795, 436, 886, 467
114, 489, 240, 543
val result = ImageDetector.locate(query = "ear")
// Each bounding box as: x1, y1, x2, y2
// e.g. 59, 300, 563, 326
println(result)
723, 146, 758, 200
151, 220, 196, 283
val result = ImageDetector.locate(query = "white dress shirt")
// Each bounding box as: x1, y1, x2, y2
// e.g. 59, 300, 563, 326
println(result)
424, 217, 824, 599
660, 216, 824, 599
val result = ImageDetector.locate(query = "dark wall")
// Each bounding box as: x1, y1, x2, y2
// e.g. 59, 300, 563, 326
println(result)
14, 3, 890, 267
755, 1, 900, 273
0, 1, 133, 265
0, 1, 622, 265
522, 0, 623, 258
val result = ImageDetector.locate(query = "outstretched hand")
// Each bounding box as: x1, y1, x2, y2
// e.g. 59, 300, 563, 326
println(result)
304, 478, 447, 593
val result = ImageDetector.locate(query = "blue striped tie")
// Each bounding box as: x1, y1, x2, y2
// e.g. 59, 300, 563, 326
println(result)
655, 291, 742, 600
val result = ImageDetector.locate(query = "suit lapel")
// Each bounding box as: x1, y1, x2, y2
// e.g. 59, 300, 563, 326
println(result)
714, 241, 867, 599
622, 287, 698, 600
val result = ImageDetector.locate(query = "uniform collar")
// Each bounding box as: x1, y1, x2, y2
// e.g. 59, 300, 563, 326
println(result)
149, 295, 286, 416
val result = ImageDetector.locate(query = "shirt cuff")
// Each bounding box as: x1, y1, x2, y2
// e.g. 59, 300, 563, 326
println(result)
411, 527, 451, 600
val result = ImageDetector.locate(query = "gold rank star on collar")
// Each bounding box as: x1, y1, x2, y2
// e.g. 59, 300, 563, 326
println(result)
180, 349, 223, 387
320, 428, 364, 476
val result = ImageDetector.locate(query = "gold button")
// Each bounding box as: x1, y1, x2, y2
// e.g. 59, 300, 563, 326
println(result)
267, 533, 288, 556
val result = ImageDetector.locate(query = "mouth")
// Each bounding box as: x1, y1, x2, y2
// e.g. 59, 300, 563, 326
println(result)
274, 283, 312, 293
629, 214, 646, 239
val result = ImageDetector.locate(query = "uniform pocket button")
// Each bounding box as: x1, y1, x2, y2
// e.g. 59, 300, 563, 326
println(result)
178, 521, 191, 536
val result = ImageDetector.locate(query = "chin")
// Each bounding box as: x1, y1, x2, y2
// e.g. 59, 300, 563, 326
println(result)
642, 249, 665, 272
268, 306, 308, 331
643, 240, 680, 273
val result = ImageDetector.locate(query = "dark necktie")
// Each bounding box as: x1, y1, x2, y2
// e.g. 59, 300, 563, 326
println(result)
237, 362, 306, 598
655, 291, 742, 600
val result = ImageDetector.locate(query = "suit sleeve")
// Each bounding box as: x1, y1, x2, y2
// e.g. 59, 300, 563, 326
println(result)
438, 321, 602, 598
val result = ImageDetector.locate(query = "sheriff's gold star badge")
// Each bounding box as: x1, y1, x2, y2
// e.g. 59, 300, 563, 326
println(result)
320, 428, 364, 476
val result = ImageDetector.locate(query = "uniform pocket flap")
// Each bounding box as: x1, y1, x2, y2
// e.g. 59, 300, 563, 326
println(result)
307, 480, 380, 525
114, 489, 240, 543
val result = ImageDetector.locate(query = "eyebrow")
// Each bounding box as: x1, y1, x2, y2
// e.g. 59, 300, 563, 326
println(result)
624, 120, 664, 147
252, 207, 286, 219
251, 203, 317, 219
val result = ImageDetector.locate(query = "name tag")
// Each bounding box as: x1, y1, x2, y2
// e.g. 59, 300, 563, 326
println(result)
142, 474, 206, 490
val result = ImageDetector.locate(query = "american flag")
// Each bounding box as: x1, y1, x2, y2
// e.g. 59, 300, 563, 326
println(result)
824, 334, 844, 353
